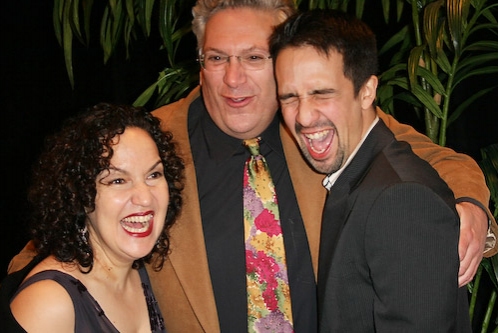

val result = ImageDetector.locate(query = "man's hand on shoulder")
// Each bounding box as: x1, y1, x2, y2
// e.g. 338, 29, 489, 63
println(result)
456, 201, 488, 287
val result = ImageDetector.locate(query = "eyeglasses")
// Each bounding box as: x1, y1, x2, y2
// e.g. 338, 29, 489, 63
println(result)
198, 52, 272, 71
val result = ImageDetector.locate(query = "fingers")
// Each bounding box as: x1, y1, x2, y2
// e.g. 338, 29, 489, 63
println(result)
458, 243, 480, 287
456, 202, 488, 287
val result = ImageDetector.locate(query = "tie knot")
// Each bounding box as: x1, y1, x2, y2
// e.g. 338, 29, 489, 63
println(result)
243, 138, 261, 156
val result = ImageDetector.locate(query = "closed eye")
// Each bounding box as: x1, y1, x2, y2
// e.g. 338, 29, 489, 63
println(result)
279, 97, 299, 106
312, 89, 336, 99
279, 93, 299, 106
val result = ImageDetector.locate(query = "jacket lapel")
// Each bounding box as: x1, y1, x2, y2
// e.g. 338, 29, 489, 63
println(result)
317, 120, 396, 308
281, 123, 327, 278
151, 87, 220, 332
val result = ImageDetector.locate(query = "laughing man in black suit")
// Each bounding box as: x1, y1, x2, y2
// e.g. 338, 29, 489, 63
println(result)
270, 9, 471, 332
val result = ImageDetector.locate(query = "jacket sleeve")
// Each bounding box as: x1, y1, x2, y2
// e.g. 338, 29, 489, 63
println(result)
366, 183, 471, 331
7, 241, 37, 274
378, 108, 497, 256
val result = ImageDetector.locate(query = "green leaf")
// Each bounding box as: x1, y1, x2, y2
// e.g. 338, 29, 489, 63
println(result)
469, 22, 498, 36
480, 3, 498, 24
53, 0, 64, 46
376, 83, 397, 115
463, 40, 498, 52
83, 0, 94, 45
448, 86, 497, 126
133, 81, 160, 107
159, 0, 175, 64
479, 143, 498, 224
381, 0, 390, 23
125, 0, 135, 25
456, 52, 497, 72
447, 0, 470, 56
482, 257, 498, 289
411, 84, 444, 118
63, 0, 74, 89
355, 0, 365, 19
100, 7, 112, 63
379, 25, 409, 56
416, 66, 446, 95
152, 65, 199, 106
434, 49, 452, 74
453, 65, 498, 89
383, 77, 410, 90
69, 0, 84, 45
123, 17, 133, 59
109, 0, 117, 12
143, 0, 155, 37
408, 45, 425, 91
395, 0, 404, 22
424, 0, 444, 59
378, 63, 407, 83
111, 0, 124, 48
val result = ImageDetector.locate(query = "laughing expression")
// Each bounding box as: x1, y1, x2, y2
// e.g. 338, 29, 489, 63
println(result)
199, 8, 282, 140
276, 46, 376, 174
86, 127, 169, 262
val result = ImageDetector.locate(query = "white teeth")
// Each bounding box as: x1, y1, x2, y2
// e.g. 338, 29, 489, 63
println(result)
231, 97, 245, 102
122, 214, 153, 223
309, 145, 327, 154
303, 130, 332, 154
121, 214, 153, 233
304, 130, 329, 140
122, 223, 149, 233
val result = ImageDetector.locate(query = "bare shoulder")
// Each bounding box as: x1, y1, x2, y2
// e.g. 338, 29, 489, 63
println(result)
10, 271, 76, 332
11, 278, 75, 332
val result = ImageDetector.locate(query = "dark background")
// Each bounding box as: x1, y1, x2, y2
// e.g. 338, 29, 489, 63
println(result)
1, 0, 169, 279
1, 1, 497, 281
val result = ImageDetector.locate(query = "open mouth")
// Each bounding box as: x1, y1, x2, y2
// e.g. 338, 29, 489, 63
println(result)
224, 95, 252, 108
303, 129, 334, 158
120, 213, 154, 237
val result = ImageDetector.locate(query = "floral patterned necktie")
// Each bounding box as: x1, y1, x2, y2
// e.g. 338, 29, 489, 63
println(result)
243, 137, 294, 333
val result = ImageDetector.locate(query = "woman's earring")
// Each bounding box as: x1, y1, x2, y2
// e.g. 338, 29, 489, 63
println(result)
79, 225, 89, 246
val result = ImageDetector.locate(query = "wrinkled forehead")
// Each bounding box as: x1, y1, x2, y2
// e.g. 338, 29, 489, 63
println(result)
202, 7, 281, 54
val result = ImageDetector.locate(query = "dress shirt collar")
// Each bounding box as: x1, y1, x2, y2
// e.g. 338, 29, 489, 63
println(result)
190, 95, 283, 163
323, 116, 380, 191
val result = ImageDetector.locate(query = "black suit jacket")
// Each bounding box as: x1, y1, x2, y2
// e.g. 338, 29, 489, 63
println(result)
318, 120, 471, 332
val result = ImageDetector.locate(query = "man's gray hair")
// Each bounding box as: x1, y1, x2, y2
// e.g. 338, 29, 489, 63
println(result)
192, 0, 296, 51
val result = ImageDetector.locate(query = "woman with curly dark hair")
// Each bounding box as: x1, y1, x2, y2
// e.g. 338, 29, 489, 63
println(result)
1, 103, 184, 332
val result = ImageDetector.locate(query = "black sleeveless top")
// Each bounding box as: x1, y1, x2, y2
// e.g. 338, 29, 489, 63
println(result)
0, 257, 166, 333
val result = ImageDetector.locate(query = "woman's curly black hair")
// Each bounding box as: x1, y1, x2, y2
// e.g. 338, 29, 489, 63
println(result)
28, 103, 184, 272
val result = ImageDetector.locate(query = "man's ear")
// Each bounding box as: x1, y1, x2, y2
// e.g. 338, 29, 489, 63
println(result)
360, 75, 378, 109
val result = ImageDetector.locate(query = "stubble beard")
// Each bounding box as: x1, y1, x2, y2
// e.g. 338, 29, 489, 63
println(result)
298, 141, 344, 175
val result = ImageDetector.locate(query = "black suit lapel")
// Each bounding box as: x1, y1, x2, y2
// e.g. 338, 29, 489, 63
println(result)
317, 183, 350, 313
316, 120, 396, 316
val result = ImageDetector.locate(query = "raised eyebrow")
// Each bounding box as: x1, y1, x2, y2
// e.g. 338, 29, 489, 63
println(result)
107, 165, 121, 173
149, 160, 164, 173
105, 160, 163, 175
